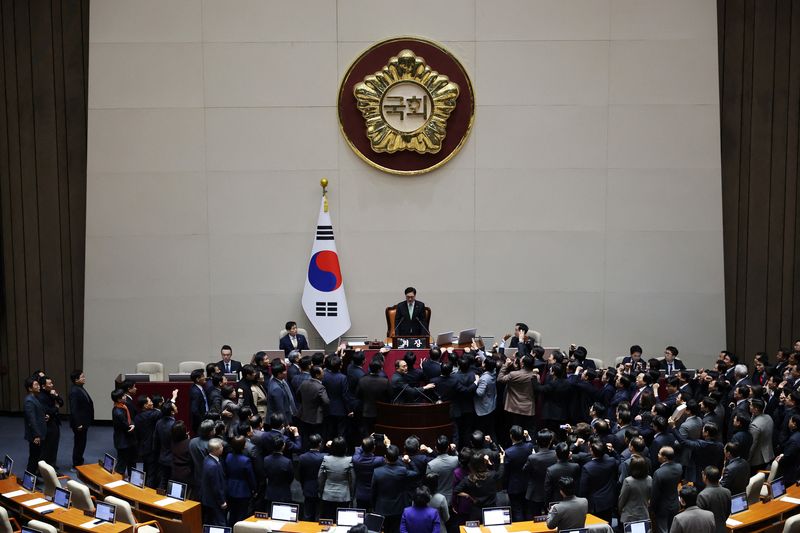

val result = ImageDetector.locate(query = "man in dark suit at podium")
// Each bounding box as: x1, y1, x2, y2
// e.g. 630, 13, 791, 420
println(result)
216, 344, 242, 376
394, 287, 428, 336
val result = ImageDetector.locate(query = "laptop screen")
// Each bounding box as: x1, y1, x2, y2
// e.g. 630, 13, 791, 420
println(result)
129, 468, 145, 488
95, 501, 116, 523
2, 455, 12, 476
771, 478, 786, 499
365, 513, 384, 532
22, 471, 36, 491
337, 508, 366, 527
624, 520, 651, 533
482, 507, 512, 526
21, 528, 43, 533
102, 453, 116, 474
202, 527, 232, 533
53, 487, 71, 508
731, 493, 748, 514
271, 502, 299, 522
167, 480, 187, 501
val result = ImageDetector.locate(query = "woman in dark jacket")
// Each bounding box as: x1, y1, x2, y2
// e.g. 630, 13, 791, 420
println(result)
170, 421, 193, 488
453, 450, 505, 521
225, 435, 256, 525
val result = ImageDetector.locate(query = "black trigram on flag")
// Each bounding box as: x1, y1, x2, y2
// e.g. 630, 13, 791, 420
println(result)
316, 225, 334, 240
316, 301, 338, 317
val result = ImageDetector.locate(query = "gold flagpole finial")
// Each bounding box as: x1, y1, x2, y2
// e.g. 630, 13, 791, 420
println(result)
321, 178, 329, 212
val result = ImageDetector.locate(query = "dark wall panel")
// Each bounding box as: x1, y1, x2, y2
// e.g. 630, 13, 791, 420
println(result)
719, 0, 800, 363
0, 0, 88, 411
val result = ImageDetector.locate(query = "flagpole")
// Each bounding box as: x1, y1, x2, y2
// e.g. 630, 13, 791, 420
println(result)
321, 177, 328, 212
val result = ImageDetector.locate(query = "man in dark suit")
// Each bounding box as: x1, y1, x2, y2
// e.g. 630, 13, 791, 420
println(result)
279, 321, 309, 355
777, 413, 800, 484
322, 355, 353, 441
267, 362, 297, 421
111, 388, 136, 476
504, 425, 534, 521
532, 364, 572, 433
216, 344, 242, 376
671, 485, 715, 533
673, 422, 724, 487
622, 344, 648, 372
421, 347, 442, 381
298, 434, 327, 520
153, 402, 176, 490
298, 366, 329, 443
357, 360, 391, 437
372, 445, 419, 533
524, 429, 557, 516
23, 376, 48, 474
189, 369, 208, 434
237, 364, 261, 413
201, 438, 227, 526
545, 442, 581, 504
393, 287, 428, 336
68, 369, 94, 470
720, 441, 750, 498
697, 466, 731, 533
651, 446, 683, 533
578, 440, 619, 523
660, 345, 687, 373
650, 416, 677, 472
38, 375, 64, 468
546, 476, 588, 532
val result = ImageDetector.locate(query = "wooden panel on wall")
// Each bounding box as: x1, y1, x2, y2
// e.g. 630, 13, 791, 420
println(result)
0, 0, 88, 411
718, 0, 800, 363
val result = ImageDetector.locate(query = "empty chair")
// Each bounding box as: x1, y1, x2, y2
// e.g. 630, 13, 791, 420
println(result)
26, 521, 57, 533
135, 362, 164, 382
177, 361, 205, 373
37, 460, 67, 498
67, 479, 95, 512
234, 521, 268, 533
784, 513, 800, 533
104, 495, 161, 532
0, 506, 20, 533
746, 472, 765, 505
529, 330, 542, 345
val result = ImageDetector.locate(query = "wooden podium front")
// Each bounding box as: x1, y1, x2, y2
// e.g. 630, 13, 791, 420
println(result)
374, 401, 452, 446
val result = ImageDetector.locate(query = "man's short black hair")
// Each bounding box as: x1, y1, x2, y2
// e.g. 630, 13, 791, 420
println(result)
70, 369, 83, 383
516, 323, 529, 334
630, 345, 643, 355
221, 344, 232, 353
679, 485, 699, 507
190, 369, 204, 383
558, 476, 576, 497
284, 321, 296, 331
404, 287, 416, 295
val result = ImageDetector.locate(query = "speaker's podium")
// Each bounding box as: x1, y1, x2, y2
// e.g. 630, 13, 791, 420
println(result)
374, 401, 452, 445
391, 335, 430, 349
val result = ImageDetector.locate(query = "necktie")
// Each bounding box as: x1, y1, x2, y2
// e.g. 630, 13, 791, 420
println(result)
408, 303, 414, 319
226, 363, 230, 373
281, 380, 297, 416
668, 363, 673, 373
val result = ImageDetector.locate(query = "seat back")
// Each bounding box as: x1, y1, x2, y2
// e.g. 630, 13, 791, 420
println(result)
67, 479, 95, 512
783, 513, 800, 533
105, 495, 136, 525
279, 327, 308, 339
587, 357, 604, 369
234, 521, 269, 533
615, 355, 626, 366
0, 507, 13, 533
135, 362, 164, 382
766, 457, 780, 483
529, 330, 542, 345
27, 521, 58, 533
37, 460, 59, 497
177, 361, 205, 373
746, 472, 765, 504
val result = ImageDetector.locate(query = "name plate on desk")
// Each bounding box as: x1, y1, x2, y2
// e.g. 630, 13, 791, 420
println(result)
392, 336, 429, 349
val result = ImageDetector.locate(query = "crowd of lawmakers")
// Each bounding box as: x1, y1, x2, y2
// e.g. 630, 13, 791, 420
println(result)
17, 323, 800, 533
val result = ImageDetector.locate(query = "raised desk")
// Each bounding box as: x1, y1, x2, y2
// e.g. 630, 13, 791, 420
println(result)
76, 464, 201, 533
725, 483, 800, 532
0, 477, 132, 533
458, 514, 608, 532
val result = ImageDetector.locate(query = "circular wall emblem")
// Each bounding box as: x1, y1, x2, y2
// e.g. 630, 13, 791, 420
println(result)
338, 37, 475, 175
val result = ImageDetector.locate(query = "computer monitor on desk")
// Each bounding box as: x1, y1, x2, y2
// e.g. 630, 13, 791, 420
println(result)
129, 467, 146, 489
168, 373, 192, 382
102, 453, 116, 474
337, 508, 366, 527
53, 486, 71, 508
94, 501, 117, 524
2, 454, 12, 478
270, 502, 299, 522
482, 506, 511, 526
731, 493, 749, 514
624, 520, 651, 533
771, 477, 786, 499
122, 373, 150, 383
167, 480, 187, 501
21, 470, 36, 491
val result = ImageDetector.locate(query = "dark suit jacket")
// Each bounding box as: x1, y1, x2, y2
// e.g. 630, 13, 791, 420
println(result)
217, 359, 243, 375
24, 394, 48, 442
371, 462, 419, 516
267, 378, 296, 420
298, 378, 329, 425
393, 300, 427, 336
298, 449, 327, 498
279, 334, 309, 355
452, 370, 477, 416
69, 384, 94, 430
503, 441, 534, 495
779, 431, 800, 485
189, 383, 208, 433
224, 452, 256, 499
545, 460, 581, 502
579, 454, 619, 513
422, 359, 442, 381
357, 374, 391, 418
154, 416, 176, 465
263, 452, 294, 502
697, 485, 731, 533
524, 448, 557, 502
659, 359, 687, 373
650, 432, 678, 469
353, 448, 386, 501
322, 370, 351, 416
201, 455, 226, 508
533, 377, 572, 421
112, 405, 135, 450
720, 457, 750, 496
133, 409, 161, 457
651, 461, 683, 514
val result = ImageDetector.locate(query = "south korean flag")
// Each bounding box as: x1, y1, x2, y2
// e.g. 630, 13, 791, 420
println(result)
301, 196, 351, 344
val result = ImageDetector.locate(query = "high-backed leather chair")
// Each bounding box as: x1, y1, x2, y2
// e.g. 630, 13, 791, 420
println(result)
177, 361, 204, 373
66, 479, 95, 512
385, 305, 431, 339
0, 507, 20, 533
135, 362, 164, 382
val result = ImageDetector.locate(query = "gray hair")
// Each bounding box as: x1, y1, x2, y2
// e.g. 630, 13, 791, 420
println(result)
208, 438, 224, 454
198, 419, 215, 439
734, 364, 748, 379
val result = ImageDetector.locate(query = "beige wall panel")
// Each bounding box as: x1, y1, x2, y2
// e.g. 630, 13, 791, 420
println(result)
337, 0, 476, 42
86, 172, 208, 237
476, 0, 610, 41
202, 0, 337, 43
90, 0, 202, 43
611, 0, 718, 40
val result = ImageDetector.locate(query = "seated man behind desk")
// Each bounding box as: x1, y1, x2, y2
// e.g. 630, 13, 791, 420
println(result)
217, 344, 242, 376
394, 286, 429, 336
280, 321, 309, 355
391, 359, 435, 403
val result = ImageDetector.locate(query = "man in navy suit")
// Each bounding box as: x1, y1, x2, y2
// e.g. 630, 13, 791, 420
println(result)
189, 369, 208, 434
578, 439, 619, 523
393, 287, 428, 336
622, 344, 648, 372
68, 369, 94, 470
372, 445, 419, 533
279, 321, 309, 355
23, 376, 48, 474
201, 438, 227, 526
267, 362, 297, 421
322, 355, 353, 441
503, 425, 534, 521
216, 344, 242, 376
298, 433, 327, 520
660, 346, 687, 373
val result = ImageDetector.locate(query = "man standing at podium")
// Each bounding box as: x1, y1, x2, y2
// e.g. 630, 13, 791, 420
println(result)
394, 287, 429, 336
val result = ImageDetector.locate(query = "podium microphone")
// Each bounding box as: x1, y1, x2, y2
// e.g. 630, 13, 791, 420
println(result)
415, 315, 432, 341
392, 383, 410, 404
394, 315, 405, 336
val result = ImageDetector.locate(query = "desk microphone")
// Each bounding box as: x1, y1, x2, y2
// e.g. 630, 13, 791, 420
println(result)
415, 315, 432, 341
392, 383, 410, 404
394, 315, 405, 336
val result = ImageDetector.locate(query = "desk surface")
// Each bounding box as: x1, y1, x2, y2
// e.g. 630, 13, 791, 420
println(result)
77, 463, 202, 533
726, 483, 800, 531
0, 477, 132, 533
243, 516, 325, 532
458, 514, 607, 533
